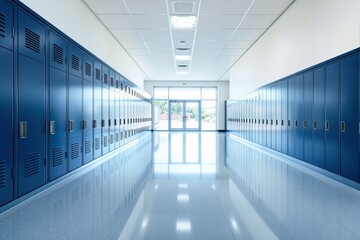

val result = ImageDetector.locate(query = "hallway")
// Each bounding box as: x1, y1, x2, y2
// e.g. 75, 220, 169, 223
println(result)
1, 132, 360, 240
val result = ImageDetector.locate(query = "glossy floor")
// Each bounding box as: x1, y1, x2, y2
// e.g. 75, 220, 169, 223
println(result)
1, 132, 360, 240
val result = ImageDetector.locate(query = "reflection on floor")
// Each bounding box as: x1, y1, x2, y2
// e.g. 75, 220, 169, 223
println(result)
1, 132, 360, 240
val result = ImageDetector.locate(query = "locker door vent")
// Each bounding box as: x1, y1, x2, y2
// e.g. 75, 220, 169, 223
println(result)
115, 133, 119, 142
52, 147, 63, 167
95, 137, 101, 150
24, 152, 41, 178
104, 74, 108, 84
95, 68, 100, 81
0, 13, 6, 38
85, 62, 92, 77
104, 136, 108, 147
110, 134, 114, 144
84, 181, 91, 196
53, 44, 63, 65
71, 55, 80, 71
85, 140, 92, 154
71, 143, 80, 160
71, 188, 80, 203
53, 199, 63, 211
110, 77, 114, 87
0, 161, 6, 188
25, 28, 40, 53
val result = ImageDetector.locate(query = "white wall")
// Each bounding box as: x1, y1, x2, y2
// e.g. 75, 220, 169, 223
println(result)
229, 0, 360, 98
144, 81, 229, 130
20, 0, 144, 88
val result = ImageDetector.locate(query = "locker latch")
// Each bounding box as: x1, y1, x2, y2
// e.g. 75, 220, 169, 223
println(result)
50, 121, 56, 135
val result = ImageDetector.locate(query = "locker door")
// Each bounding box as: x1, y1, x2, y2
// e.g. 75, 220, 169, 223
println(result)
340, 53, 359, 181
114, 76, 120, 148
0, 47, 13, 150
0, 1, 13, 51
303, 70, 314, 164
276, 83, 282, 151
93, 61, 102, 159
266, 87, 271, 147
49, 31, 67, 180
109, 71, 115, 151
325, 61, 340, 174
79, 51, 93, 164
102, 66, 109, 155
120, 80, 124, 146
313, 66, 325, 168
0, 150, 13, 206
18, 11, 46, 196
288, 77, 296, 157
281, 80, 288, 154
68, 73, 82, 171
295, 74, 304, 160
271, 85, 276, 149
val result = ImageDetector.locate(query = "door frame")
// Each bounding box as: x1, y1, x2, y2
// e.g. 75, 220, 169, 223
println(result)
169, 100, 201, 131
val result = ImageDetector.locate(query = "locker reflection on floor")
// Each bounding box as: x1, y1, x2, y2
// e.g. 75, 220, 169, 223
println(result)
1, 132, 360, 240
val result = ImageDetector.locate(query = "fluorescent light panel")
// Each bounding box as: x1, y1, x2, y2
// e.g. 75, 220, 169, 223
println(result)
176, 55, 191, 61
171, 16, 197, 29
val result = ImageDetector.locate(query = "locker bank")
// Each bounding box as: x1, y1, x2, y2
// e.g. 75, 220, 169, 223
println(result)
1, 0, 360, 239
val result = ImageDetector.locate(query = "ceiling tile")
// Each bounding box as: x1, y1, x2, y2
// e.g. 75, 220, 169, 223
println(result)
227, 40, 254, 48
172, 29, 196, 41
197, 14, 244, 29
248, 0, 294, 14
221, 48, 246, 56
193, 48, 223, 56
195, 41, 227, 49
240, 14, 279, 29
145, 40, 173, 49
140, 29, 171, 40
84, 0, 128, 14
126, 48, 151, 56
98, 14, 135, 28
232, 29, 265, 41
150, 48, 173, 56
200, 0, 253, 14
111, 29, 142, 40
132, 15, 169, 28
196, 29, 235, 41
119, 40, 147, 49
124, 0, 167, 14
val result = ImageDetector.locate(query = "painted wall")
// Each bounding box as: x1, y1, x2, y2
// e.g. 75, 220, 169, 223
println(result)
144, 81, 229, 130
20, 0, 144, 88
229, 0, 360, 98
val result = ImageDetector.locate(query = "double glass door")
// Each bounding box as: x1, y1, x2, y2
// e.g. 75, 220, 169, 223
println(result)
169, 101, 200, 130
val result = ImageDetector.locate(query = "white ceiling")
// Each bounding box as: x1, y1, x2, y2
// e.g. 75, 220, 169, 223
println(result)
84, 0, 294, 81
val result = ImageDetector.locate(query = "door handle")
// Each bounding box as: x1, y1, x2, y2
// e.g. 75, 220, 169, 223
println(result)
19, 122, 28, 139
83, 120, 87, 130
303, 120, 306, 128
50, 121, 56, 135
313, 120, 317, 129
325, 121, 329, 131
68, 120, 74, 132
102, 119, 105, 127
341, 121, 346, 132
93, 120, 97, 129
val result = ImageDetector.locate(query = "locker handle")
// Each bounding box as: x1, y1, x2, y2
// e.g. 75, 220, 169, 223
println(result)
271, 120, 273, 125
114, 119, 117, 126
258, 119, 260, 125
102, 119, 105, 127
50, 121, 56, 135
341, 121, 346, 132
69, 120, 74, 132
325, 121, 329, 131
83, 120, 87, 130
93, 120, 97, 129
288, 120, 290, 127
281, 120, 284, 126
313, 120, 317, 129
276, 120, 278, 126
19, 122, 28, 139
303, 120, 306, 128
109, 119, 111, 127
295, 120, 298, 127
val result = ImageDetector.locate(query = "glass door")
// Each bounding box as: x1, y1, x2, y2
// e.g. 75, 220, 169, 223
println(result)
169, 101, 200, 130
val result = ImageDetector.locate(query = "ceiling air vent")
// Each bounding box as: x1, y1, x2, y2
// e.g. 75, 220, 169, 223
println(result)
178, 65, 188, 69
176, 48, 190, 53
172, 1, 195, 14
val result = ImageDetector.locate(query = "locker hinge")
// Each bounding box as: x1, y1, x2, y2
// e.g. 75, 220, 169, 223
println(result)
12, 26, 15, 39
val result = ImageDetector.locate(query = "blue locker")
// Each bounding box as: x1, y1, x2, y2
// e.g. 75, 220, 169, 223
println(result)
303, 70, 313, 164
325, 61, 340, 174
115, 75, 120, 148
93, 132, 102, 159
49, 140, 66, 180
18, 11, 46, 196
295, 74, 304, 160
0, 149, 13, 206
119, 78, 125, 146
313, 66, 325, 168
340, 53, 359, 181
68, 74, 83, 171
276, 83, 282, 151
288, 77, 296, 157
18, 144, 46, 196
69, 44, 82, 78
0, 47, 13, 151
49, 31, 67, 181
93, 61, 102, 158
109, 70, 115, 151
266, 87, 271, 147
81, 52, 93, 164
281, 80, 288, 154
260, 89, 265, 145
83, 53, 93, 83
271, 85, 276, 149
102, 66, 110, 155
0, 1, 13, 51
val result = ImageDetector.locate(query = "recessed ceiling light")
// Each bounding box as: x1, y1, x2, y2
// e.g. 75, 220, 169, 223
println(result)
180, 41, 187, 45
176, 55, 191, 61
171, 16, 197, 29
177, 71, 188, 75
